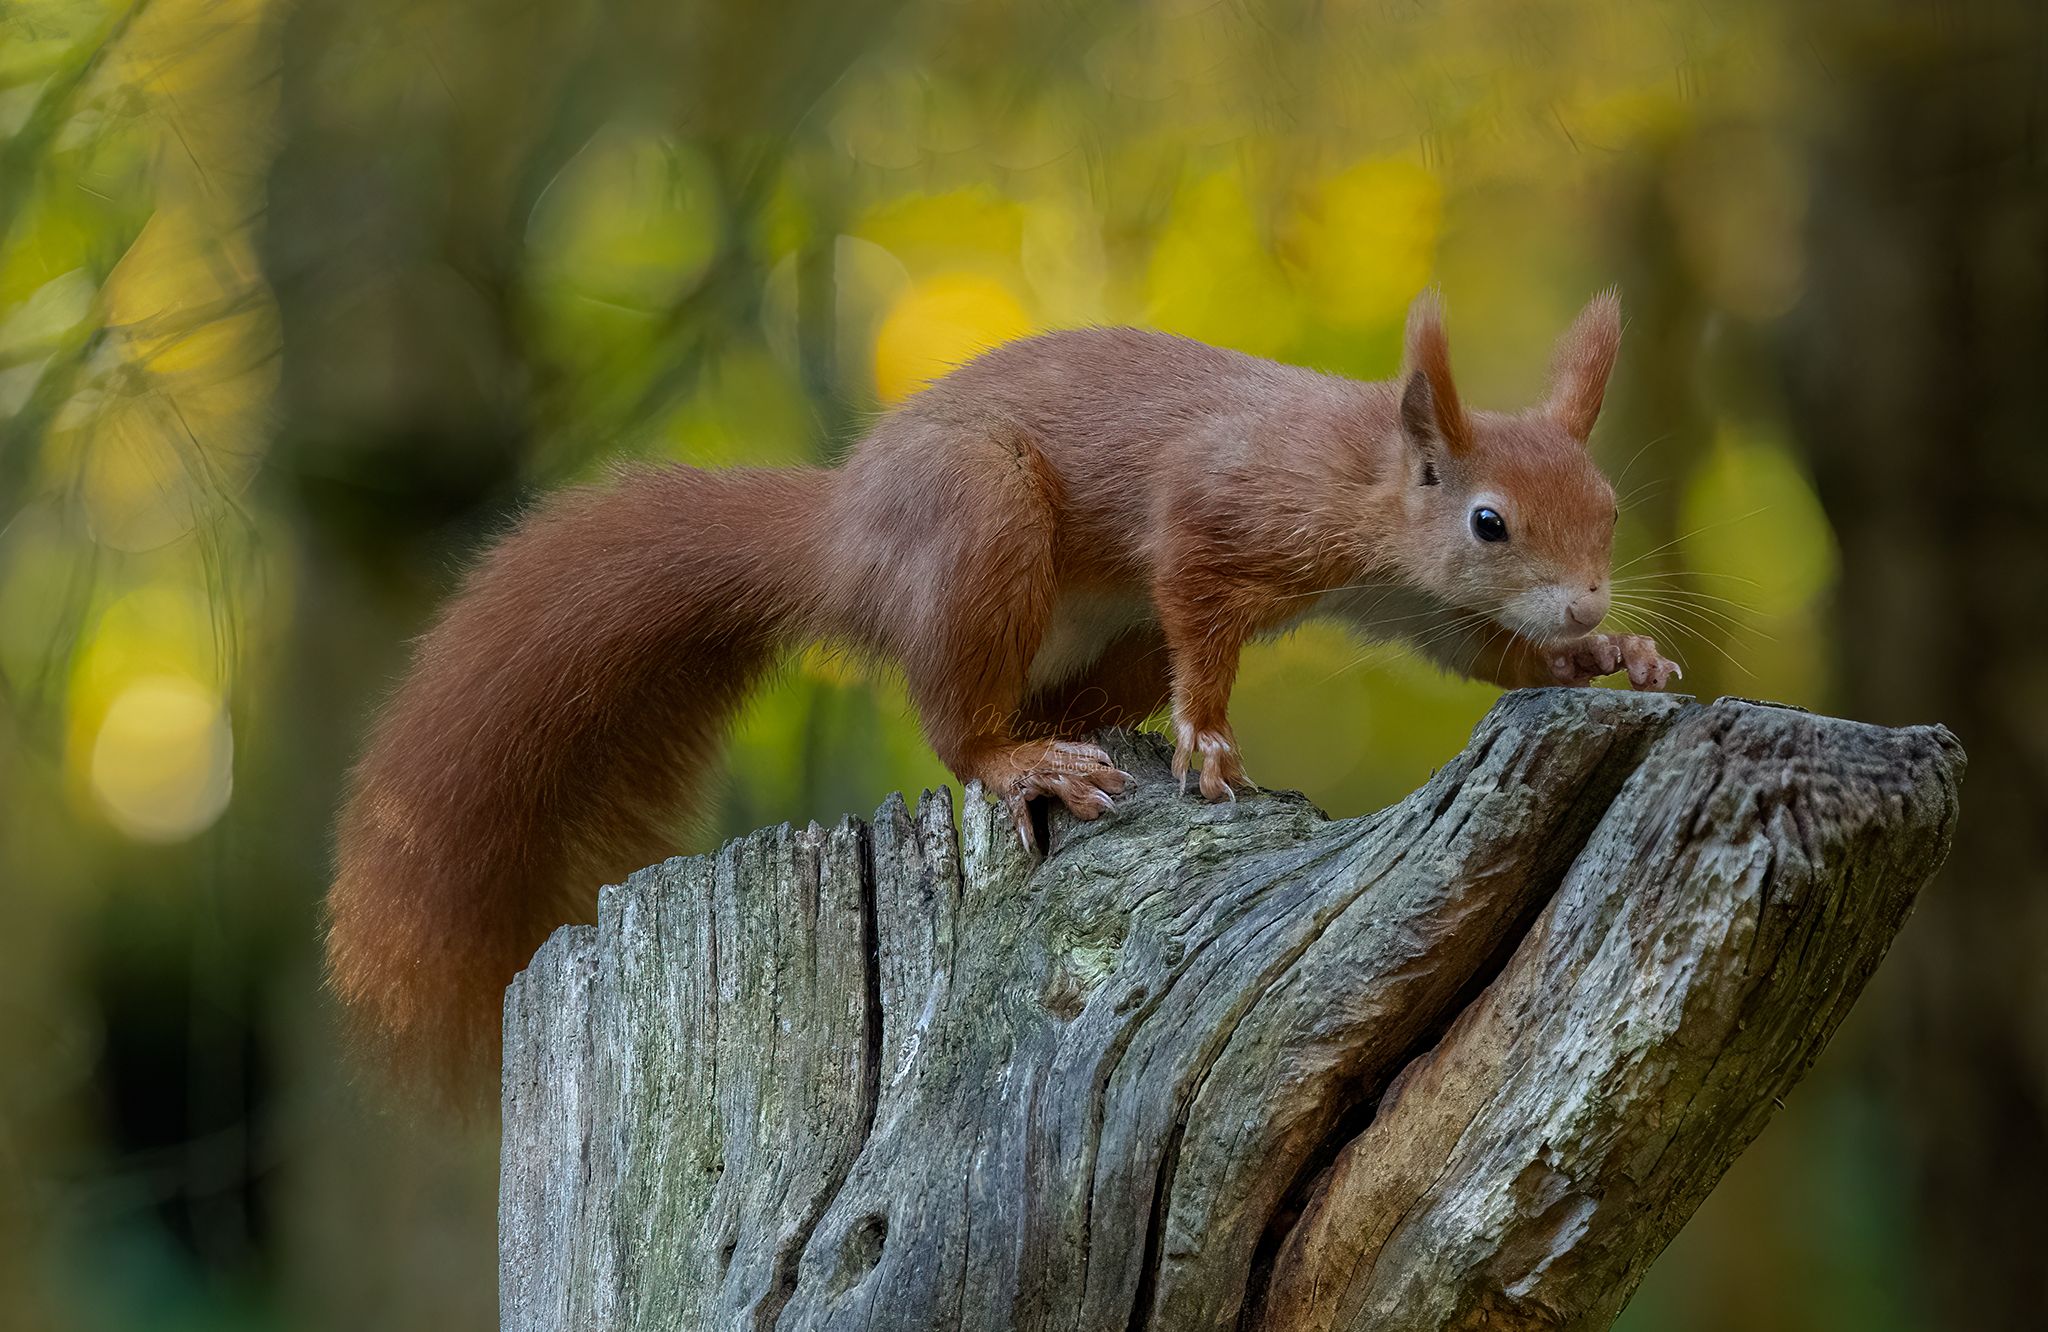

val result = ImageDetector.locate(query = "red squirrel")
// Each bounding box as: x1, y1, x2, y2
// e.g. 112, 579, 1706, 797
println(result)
327, 290, 1676, 1094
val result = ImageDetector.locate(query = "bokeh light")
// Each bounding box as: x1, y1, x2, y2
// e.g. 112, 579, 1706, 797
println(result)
873, 272, 1033, 404
86, 673, 234, 842
1682, 427, 1839, 619
1287, 158, 1444, 328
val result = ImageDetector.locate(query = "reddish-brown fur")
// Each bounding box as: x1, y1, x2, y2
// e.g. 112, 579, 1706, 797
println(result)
327, 291, 1673, 1099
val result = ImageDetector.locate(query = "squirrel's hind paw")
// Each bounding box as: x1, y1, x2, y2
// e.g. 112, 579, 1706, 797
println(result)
993, 740, 1132, 853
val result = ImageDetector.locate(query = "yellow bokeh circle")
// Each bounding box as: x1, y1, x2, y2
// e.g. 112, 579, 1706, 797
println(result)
88, 674, 234, 842
1287, 158, 1443, 327
1681, 429, 1838, 618
872, 273, 1032, 404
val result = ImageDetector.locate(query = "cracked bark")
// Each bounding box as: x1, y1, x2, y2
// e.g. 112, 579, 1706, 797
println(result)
499, 688, 1962, 1331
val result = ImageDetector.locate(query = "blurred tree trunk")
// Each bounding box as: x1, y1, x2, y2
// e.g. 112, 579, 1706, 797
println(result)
1786, 4, 2048, 1323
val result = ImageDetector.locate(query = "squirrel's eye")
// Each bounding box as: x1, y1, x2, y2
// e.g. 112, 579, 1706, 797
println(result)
1470, 506, 1509, 543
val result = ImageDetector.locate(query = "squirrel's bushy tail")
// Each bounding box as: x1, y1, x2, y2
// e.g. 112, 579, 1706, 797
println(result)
326, 464, 832, 1103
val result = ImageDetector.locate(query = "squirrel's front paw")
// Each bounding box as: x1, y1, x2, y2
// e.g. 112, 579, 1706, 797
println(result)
1171, 718, 1250, 803
1549, 633, 1681, 692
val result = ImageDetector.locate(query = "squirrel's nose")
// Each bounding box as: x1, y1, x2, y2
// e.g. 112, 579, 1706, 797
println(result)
1567, 586, 1608, 631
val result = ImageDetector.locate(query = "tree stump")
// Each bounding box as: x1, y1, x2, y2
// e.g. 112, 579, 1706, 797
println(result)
498, 688, 1962, 1331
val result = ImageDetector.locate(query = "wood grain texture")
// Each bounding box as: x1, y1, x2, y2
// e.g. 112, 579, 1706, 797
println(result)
500, 689, 1962, 1331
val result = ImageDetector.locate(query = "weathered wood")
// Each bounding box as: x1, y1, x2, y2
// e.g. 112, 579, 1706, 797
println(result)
499, 689, 1961, 1331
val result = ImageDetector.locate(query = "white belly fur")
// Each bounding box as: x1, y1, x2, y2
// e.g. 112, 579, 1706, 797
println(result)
1027, 592, 1156, 691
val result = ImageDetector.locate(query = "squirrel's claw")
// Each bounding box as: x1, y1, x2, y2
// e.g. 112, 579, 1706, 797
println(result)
1550, 632, 1680, 692
992, 740, 1130, 856
1007, 797, 1039, 855
1616, 634, 1680, 691
1174, 719, 1248, 804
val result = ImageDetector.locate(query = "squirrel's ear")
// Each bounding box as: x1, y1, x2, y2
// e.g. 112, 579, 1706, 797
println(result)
1399, 371, 1447, 481
1545, 289, 1622, 442
1400, 290, 1473, 459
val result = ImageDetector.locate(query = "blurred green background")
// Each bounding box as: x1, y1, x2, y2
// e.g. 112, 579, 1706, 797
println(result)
2, 0, 2043, 1327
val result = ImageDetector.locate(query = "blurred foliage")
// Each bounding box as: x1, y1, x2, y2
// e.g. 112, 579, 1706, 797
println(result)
0, 0, 2029, 1328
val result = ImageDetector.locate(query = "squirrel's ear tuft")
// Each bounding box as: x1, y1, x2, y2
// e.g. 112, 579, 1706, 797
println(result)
1545, 288, 1622, 442
1400, 289, 1473, 458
